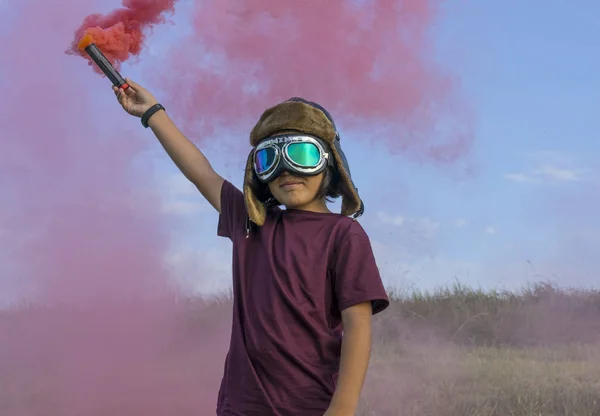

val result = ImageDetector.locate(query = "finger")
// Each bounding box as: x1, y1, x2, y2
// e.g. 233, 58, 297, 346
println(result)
125, 77, 141, 90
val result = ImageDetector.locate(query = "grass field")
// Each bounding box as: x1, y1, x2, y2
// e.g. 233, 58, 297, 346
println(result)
360, 282, 600, 415
1, 282, 599, 415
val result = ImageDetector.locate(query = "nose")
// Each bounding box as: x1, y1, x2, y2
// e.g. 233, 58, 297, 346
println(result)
271, 170, 290, 183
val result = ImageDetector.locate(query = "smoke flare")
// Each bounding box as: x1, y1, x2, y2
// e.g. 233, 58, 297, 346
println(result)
66, 0, 176, 73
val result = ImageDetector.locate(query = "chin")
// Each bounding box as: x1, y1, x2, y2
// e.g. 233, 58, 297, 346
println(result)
278, 197, 304, 208
273, 193, 308, 209
270, 182, 317, 209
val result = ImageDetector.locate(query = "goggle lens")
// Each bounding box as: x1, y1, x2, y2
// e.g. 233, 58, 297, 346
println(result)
255, 147, 277, 174
287, 142, 321, 167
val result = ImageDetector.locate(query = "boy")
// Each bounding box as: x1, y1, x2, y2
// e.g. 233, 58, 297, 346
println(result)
113, 78, 389, 415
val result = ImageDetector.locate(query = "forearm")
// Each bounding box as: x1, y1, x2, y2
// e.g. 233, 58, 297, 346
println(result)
148, 111, 212, 182
329, 312, 372, 414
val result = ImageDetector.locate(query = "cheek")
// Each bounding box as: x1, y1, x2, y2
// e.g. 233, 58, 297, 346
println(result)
304, 176, 323, 195
268, 182, 286, 200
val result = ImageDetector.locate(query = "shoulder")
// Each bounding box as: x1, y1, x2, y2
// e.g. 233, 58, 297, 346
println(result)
217, 180, 248, 240
222, 179, 244, 200
339, 217, 370, 239
331, 217, 373, 253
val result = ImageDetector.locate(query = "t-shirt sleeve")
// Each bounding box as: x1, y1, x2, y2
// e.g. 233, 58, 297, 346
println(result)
217, 180, 248, 241
332, 223, 390, 315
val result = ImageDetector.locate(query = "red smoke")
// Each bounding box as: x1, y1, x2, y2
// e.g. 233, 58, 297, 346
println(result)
1, 0, 225, 414
66, 0, 176, 72
163, 0, 473, 162
67, 0, 473, 163
0, 0, 472, 414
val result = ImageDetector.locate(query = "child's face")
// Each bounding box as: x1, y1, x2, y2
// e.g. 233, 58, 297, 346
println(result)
268, 170, 326, 211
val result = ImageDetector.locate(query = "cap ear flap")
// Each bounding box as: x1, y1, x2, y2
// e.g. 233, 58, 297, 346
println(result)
330, 138, 363, 217
243, 151, 267, 226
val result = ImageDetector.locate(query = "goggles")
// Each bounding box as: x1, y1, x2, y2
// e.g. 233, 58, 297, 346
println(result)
253, 134, 332, 183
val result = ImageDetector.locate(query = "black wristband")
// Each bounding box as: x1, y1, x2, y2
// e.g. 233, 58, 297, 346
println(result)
141, 103, 165, 128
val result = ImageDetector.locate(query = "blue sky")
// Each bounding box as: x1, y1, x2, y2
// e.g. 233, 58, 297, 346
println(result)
147, 0, 600, 295
140, 0, 600, 295
2, 0, 598, 299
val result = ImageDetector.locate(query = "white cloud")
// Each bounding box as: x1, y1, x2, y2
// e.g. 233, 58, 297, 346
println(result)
533, 165, 582, 182
506, 150, 592, 185
158, 174, 209, 216
377, 212, 439, 239
505, 165, 589, 184
161, 174, 200, 196
414, 217, 440, 239
504, 173, 539, 183
377, 211, 405, 226
162, 200, 208, 215
485, 226, 497, 235
454, 218, 468, 228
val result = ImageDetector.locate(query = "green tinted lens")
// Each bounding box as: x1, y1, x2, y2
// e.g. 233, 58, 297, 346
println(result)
287, 142, 321, 167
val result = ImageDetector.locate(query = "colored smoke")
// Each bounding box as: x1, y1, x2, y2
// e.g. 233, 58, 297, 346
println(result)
66, 0, 176, 73
163, 0, 474, 163
67, 0, 473, 163
1, 0, 474, 414
1, 0, 226, 414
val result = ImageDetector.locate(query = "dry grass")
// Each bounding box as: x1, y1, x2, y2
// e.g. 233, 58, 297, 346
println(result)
357, 282, 600, 415
378, 282, 600, 346
359, 344, 600, 415
1, 282, 599, 415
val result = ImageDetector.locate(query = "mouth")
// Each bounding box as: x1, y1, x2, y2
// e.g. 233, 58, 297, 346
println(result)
279, 180, 304, 189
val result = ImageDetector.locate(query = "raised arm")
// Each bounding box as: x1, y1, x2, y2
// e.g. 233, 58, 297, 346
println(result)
113, 78, 224, 213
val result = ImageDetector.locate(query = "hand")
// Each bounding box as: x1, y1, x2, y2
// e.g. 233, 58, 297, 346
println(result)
113, 78, 159, 118
323, 406, 355, 416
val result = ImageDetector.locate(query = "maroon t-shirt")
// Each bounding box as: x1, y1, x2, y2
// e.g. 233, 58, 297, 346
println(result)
215, 180, 389, 416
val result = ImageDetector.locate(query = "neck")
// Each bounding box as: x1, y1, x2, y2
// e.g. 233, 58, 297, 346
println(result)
287, 198, 331, 213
